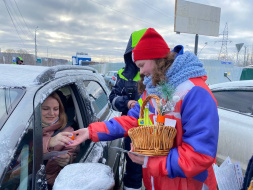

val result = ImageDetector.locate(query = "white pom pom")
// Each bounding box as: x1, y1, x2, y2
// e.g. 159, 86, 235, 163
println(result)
172, 95, 180, 103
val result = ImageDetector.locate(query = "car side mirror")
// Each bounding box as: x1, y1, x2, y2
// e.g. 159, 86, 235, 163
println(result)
53, 163, 115, 190
224, 72, 231, 81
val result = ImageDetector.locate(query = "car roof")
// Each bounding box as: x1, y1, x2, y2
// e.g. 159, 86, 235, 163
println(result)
209, 80, 253, 91
0, 64, 97, 88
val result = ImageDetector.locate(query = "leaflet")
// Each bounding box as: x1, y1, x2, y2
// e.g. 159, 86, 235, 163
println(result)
213, 156, 243, 190
110, 147, 144, 156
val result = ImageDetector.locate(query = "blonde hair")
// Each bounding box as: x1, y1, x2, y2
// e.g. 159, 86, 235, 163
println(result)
47, 92, 67, 129
138, 52, 176, 95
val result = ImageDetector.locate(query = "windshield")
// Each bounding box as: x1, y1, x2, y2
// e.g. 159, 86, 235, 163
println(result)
0, 87, 25, 128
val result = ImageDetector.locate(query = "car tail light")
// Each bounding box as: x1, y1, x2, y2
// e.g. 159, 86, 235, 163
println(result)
112, 76, 116, 81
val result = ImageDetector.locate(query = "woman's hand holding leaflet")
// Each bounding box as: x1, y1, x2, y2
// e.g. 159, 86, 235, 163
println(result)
53, 153, 70, 167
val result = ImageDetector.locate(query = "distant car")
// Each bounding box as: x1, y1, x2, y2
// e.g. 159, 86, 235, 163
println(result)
103, 71, 118, 90
0, 64, 125, 190
210, 80, 253, 172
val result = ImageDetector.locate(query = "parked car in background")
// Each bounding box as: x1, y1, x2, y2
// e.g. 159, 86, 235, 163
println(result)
103, 71, 118, 90
210, 80, 253, 172
0, 64, 125, 190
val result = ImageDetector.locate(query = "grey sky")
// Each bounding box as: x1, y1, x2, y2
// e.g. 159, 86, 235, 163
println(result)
0, 0, 252, 63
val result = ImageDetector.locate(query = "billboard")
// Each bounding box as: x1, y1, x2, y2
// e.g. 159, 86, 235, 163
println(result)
174, 0, 221, 37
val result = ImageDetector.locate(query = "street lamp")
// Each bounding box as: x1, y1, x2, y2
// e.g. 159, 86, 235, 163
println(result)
35, 26, 38, 64
198, 42, 208, 58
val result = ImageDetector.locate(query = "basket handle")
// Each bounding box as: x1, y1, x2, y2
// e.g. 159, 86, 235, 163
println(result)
139, 95, 161, 119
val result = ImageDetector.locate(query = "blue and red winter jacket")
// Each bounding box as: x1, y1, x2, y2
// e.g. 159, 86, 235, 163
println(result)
88, 75, 219, 190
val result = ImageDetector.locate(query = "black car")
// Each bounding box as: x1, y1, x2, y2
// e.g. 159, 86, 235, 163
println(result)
0, 64, 125, 190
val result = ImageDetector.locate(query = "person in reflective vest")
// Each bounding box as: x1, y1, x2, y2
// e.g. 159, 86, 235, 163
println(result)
13, 57, 24, 65
109, 28, 146, 190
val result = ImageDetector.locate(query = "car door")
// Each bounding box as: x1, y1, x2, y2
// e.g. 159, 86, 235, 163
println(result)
32, 78, 100, 188
0, 86, 46, 190
212, 89, 253, 171
0, 111, 46, 190
78, 78, 123, 180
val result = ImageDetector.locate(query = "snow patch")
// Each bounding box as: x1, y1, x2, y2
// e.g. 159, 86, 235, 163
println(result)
85, 143, 103, 163
53, 163, 114, 190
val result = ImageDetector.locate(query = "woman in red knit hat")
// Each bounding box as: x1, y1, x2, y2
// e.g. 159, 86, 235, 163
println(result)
64, 28, 219, 190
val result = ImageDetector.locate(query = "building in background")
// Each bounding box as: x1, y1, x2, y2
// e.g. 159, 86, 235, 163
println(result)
72, 52, 95, 66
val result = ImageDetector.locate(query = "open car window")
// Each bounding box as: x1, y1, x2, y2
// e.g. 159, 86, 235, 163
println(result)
40, 85, 91, 188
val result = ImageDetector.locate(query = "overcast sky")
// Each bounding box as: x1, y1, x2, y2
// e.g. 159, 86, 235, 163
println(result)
0, 0, 252, 63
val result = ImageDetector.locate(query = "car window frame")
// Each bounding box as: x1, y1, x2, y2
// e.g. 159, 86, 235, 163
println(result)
33, 104, 48, 190
36, 80, 98, 164
212, 89, 253, 117
33, 80, 91, 187
80, 79, 111, 122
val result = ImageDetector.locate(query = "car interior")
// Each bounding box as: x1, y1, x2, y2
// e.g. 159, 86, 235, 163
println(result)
55, 87, 79, 131
56, 86, 97, 165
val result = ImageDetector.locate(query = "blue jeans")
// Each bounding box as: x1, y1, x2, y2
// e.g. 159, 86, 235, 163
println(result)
123, 137, 143, 189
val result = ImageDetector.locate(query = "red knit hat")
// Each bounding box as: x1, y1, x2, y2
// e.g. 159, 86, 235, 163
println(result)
132, 28, 170, 62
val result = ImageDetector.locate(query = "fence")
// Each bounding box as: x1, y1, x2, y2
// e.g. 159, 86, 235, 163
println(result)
90, 60, 244, 85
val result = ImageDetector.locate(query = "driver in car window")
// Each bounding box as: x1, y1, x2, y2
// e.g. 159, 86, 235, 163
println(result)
42, 92, 79, 188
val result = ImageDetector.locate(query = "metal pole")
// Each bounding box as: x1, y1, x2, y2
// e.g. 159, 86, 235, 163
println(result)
236, 52, 239, 65
198, 42, 208, 58
251, 45, 253, 65
35, 29, 36, 64
47, 47, 48, 66
35, 26, 38, 64
194, 34, 199, 56
244, 46, 247, 66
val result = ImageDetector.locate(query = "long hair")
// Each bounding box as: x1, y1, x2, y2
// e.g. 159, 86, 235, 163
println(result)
47, 92, 67, 129
138, 52, 176, 95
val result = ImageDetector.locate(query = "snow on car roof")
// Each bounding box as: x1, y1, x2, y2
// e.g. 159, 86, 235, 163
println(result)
0, 64, 49, 87
0, 64, 98, 88
209, 80, 253, 90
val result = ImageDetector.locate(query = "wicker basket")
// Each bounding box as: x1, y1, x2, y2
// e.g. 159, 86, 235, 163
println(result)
128, 95, 177, 156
